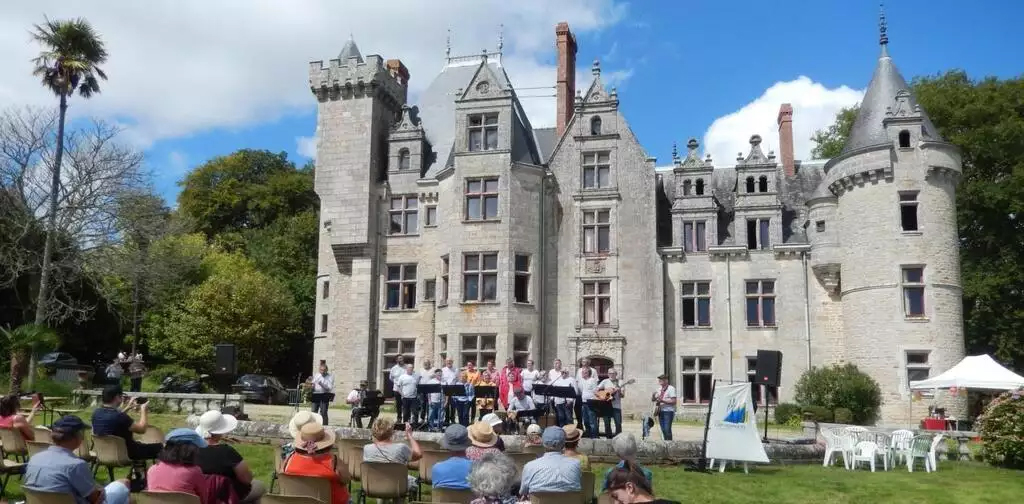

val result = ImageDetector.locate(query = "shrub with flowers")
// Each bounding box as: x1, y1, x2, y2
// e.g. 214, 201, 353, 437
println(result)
977, 388, 1024, 469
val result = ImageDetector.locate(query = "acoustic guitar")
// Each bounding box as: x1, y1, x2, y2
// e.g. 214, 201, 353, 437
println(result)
595, 378, 635, 401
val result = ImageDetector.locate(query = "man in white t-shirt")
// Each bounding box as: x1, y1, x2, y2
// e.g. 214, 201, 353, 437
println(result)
520, 360, 540, 393
574, 358, 596, 429
396, 364, 420, 424
417, 360, 434, 423
550, 369, 576, 427
440, 358, 457, 385
651, 373, 678, 440
389, 356, 407, 422
507, 387, 537, 428
577, 367, 600, 438
597, 368, 625, 437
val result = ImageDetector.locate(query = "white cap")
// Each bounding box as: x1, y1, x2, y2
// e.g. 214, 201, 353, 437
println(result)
526, 424, 542, 435
481, 413, 502, 427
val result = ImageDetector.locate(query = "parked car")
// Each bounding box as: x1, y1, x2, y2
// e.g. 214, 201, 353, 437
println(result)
39, 352, 78, 369
234, 374, 290, 404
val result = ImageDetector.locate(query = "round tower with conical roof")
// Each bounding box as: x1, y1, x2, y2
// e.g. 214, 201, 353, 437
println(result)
822, 12, 965, 422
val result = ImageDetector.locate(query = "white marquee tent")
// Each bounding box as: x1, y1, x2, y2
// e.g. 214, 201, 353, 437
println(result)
910, 354, 1024, 391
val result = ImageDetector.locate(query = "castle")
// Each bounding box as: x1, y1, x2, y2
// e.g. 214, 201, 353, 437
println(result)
309, 20, 964, 423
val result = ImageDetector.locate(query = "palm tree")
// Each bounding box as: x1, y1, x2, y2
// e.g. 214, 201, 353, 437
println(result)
1, 324, 59, 394
27, 18, 107, 389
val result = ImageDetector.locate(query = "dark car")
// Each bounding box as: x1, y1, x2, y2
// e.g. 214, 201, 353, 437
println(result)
39, 352, 78, 369
233, 374, 290, 404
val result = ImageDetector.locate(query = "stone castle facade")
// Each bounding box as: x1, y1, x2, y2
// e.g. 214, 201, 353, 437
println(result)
309, 22, 965, 423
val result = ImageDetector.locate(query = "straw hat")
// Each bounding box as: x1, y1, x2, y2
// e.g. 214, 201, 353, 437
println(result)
562, 424, 582, 443
288, 411, 324, 439
467, 421, 498, 448
294, 422, 336, 453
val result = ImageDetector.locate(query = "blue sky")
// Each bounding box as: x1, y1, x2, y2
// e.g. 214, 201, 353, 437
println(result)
2, 0, 1021, 205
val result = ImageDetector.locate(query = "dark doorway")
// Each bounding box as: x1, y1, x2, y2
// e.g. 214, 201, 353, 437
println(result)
588, 356, 615, 380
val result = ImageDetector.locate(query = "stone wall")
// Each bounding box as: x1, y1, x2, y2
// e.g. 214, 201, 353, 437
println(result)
72, 390, 246, 415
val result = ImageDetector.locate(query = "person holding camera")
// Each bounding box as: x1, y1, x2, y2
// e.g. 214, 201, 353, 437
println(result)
91, 385, 162, 461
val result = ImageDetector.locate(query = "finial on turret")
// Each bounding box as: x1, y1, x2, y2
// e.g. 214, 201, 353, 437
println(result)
497, 24, 504, 54
592, 59, 601, 76
879, 3, 889, 47
671, 142, 679, 162
481, 48, 488, 62
446, 29, 452, 60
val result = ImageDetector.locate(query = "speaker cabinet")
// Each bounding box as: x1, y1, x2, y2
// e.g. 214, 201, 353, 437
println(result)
755, 350, 783, 388
215, 344, 237, 376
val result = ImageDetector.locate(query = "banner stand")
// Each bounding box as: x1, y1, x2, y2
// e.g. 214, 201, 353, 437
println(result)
703, 380, 770, 471
688, 379, 718, 473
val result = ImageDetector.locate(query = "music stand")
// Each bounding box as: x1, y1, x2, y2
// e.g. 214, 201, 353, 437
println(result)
442, 385, 465, 426
416, 384, 443, 430
357, 392, 384, 427
545, 385, 578, 424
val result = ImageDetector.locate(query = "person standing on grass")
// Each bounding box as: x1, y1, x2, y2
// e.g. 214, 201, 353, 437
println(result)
452, 371, 474, 426
426, 368, 445, 431
105, 358, 123, 386
418, 359, 434, 424
23, 415, 131, 504
309, 361, 335, 426
389, 355, 407, 423
651, 374, 677, 441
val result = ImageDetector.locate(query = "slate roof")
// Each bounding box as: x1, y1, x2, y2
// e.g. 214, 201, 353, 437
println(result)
533, 127, 557, 164
338, 38, 363, 62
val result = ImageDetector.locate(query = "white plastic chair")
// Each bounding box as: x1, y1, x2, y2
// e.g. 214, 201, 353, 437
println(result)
851, 441, 879, 472
889, 429, 914, 466
872, 432, 893, 470
907, 435, 933, 472
928, 433, 945, 472
821, 428, 849, 468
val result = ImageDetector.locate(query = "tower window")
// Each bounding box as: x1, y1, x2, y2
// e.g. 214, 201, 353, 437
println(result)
902, 266, 926, 318
322, 280, 330, 299
320, 314, 328, 333
758, 176, 769, 193
468, 114, 498, 151
682, 180, 692, 196
514, 254, 531, 303
590, 116, 602, 135
463, 253, 498, 302
899, 130, 911, 149
815, 220, 826, 233
746, 218, 771, 250
745, 177, 755, 193
582, 152, 611, 189
900, 192, 919, 232
398, 148, 411, 171
582, 281, 612, 326
695, 179, 705, 196
582, 209, 611, 254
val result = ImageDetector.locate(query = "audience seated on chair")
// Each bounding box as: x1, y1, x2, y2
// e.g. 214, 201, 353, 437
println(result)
601, 433, 653, 492
432, 424, 472, 490
23, 415, 131, 504
519, 427, 581, 497
91, 385, 162, 461
146, 428, 210, 503
282, 420, 350, 504
467, 452, 519, 504
561, 425, 590, 472
195, 410, 266, 503
479, 414, 507, 451
466, 421, 502, 462
363, 417, 420, 489
605, 462, 677, 504
0, 394, 39, 441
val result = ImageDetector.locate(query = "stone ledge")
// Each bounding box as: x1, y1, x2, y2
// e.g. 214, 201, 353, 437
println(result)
72, 390, 246, 415
185, 416, 823, 465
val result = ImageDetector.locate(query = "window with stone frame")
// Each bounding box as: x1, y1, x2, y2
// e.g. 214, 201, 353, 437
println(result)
322, 279, 329, 299
461, 334, 497, 369
745, 280, 776, 327
582, 209, 611, 254
437, 334, 447, 363
320, 314, 328, 333
439, 256, 450, 306
681, 281, 711, 328
582, 281, 612, 326
382, 339, 415, 392
899, 192, 919, 232
423, 278, 436, 302
425, 205, 438, 227
590, 116, 602, 136
388, 195, 418, 235
465, 178, 499, 221
746, 218, 771, 250
695, 179, 705, 195
758, 176, 769, 193
384, 264, 417, 310
681, 356, 713, 404
467, 113, 498, 151
902, 266, 926, 317
514, 254, 531, 303
746, 356, 779, 405
463, 252, 498, 302
398, 148, 411, 171
905, 350, 931, 392
683, 220, 707, 252
745, 177, 755, 193
582, 151, 611, 189
513, 334, 531, 368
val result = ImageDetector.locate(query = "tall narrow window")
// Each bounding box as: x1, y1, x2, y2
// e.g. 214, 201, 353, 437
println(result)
513, 334, 531, 368
900, 192, 919, 232
681, 357, 713, 403
695, 179, 705, 195
758, 175, 769, 193
320, 314, 328, 333
582, 209, 611, 254
424, 279, 436, 301
439, 256, 449, 306
388, 195, 418, 235
682, 221, 707, 252
398, 148, 411, 171
468, 114, 498, 151
465, 178, 499, 220
463, 253, 498, 302
746, 218, 771, 250
385, 264, 417, 310
682, 180, 692, 196
899, 130, 911, 148
745, 280, 776, 327
514, 254, 531, 303
582, 281, 612, 326
425, 206, 437, 227
322, 280, 329, 299
745, 177, 755, 193
582, 152, 611, 189
747, 357, 778, 405
590, 116, 602, 135
902, 267, 925, 317
681, 282, 711, 327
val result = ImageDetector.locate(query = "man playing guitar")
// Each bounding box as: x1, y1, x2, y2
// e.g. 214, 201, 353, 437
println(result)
651, 374, 677, 441
596, 369, 634, 438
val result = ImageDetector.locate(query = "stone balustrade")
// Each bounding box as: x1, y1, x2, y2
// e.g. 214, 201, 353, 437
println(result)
72, 390, 246, 415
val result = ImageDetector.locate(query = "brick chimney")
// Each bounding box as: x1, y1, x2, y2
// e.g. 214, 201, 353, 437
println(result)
555, 22, 577, 137
777, 103, 795, 177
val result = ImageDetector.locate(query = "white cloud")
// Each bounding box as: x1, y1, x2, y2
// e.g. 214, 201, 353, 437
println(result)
296, 135, 318, 160
167, 150, 189, 174
702, 76, 864, 166
0, 0, 626, 147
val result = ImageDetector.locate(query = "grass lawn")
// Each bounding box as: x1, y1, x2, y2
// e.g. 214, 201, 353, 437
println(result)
6, 410, 1021, 503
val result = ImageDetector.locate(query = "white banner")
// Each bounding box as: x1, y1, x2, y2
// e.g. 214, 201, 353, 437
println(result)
705, 382, 769, 463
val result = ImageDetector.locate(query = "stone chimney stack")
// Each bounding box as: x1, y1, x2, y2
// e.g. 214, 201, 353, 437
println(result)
555, 22, 577, 137
777, 103, 795, 177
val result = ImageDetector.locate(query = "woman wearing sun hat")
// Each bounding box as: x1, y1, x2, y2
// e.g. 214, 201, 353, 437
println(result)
465, 421, 502, 462
146, 428, 211, 502
195, 410, 266, 503
282, 421, 350, 504
561, 425, 591, 471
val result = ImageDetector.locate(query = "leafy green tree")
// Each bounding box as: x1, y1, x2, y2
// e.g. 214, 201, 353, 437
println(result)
1, 324, 59, 393
29, 18, 108, 388
794, 363, 882, 425
809, 106, 859, 159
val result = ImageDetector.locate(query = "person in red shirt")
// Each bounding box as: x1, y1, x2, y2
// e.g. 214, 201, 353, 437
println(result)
497, 358, 521, 411
282, 422, 350, 504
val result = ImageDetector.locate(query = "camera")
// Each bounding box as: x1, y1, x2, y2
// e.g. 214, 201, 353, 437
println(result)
136, 397, 148, 405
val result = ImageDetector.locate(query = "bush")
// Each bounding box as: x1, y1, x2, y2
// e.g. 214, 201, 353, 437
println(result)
794, 363, 881, 425
774, 402, 802, 424
149, 365, 199, 384
801, 405, 834, 423
833, 407, 853, 424
977, 389, 1024, 469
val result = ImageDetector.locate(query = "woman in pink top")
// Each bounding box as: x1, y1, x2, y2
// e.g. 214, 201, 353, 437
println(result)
147, 428, 210, 503
0, 395, 40, 440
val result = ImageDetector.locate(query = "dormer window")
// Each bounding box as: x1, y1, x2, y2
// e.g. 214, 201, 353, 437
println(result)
898, 130, 911, 149
468, 114, 498, 152
758, 176, 769, 193
590, 116, 602, 135
398, 148, 411, 171
745, 177, 755, 193
695, 179, 705, 196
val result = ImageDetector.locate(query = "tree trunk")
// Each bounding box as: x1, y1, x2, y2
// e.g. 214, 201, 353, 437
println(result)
131, 269, 139, 356
29, 92, 68, 390
9, 349, 26, 395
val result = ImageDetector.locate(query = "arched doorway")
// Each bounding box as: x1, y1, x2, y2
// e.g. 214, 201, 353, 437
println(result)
588, 355, 614, 380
